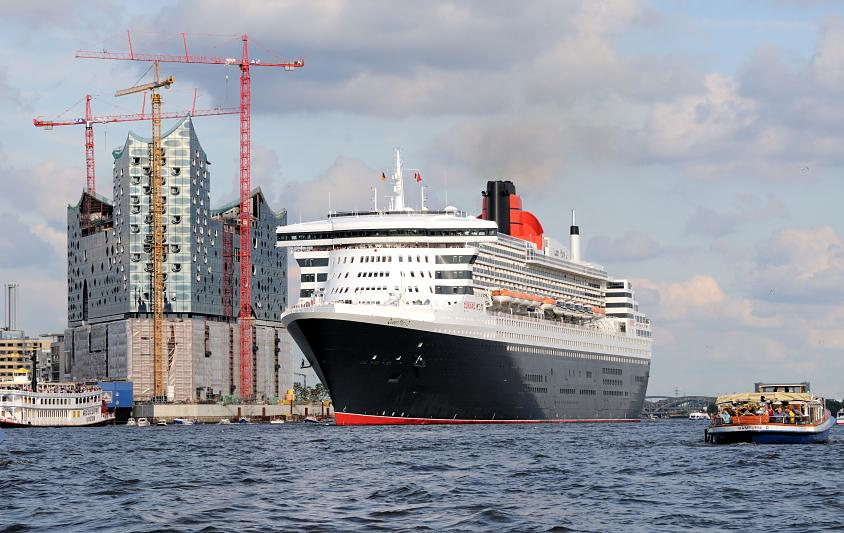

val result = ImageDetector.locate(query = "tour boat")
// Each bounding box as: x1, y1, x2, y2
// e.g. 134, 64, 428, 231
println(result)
0, 369, 114, 428
688, 411, 710, 421
705, 382, 834, 444
836, 408, 844, 425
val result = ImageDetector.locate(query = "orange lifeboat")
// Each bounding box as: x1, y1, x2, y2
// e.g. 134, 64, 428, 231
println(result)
491, 289, 513, 306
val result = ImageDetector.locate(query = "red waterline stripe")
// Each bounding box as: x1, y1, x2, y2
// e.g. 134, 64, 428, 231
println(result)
335, 412, 641, 426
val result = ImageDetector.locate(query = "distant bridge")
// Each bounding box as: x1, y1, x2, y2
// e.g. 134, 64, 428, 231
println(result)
643, 395, 715, 417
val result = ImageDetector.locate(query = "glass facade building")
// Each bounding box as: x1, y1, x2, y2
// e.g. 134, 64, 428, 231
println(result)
67, 117, 287, 327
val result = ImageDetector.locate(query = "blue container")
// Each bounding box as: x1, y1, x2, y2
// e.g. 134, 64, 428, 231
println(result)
98, 381, 134, 409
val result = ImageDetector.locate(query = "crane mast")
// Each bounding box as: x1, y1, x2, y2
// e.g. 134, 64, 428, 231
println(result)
84, 95, 95, 193
239, 36, 253, 400
115, 62, 173, 400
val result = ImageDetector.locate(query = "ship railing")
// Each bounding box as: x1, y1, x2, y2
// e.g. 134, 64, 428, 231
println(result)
524, 248, 608, 277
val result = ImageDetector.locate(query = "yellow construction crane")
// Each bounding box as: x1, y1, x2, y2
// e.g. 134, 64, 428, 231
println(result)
116, 62, 174, 400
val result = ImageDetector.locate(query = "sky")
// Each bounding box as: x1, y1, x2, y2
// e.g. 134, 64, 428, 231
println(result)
2, 1, 844, 398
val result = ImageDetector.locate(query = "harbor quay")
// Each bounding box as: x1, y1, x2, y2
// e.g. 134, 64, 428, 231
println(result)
132, 401, 332, 423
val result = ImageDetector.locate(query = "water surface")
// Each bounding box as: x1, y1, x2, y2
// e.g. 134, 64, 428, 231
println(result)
1, 420, 841, 532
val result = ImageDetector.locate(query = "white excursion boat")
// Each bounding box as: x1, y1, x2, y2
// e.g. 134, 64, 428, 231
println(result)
0, 369, 114, 428
836, 408, 844, 425
705, 382, 834, 444
688, 411, 710, 421
136, 417, 150, 427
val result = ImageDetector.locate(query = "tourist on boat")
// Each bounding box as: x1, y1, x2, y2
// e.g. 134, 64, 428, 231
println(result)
718, 410, 731, 424
771, 405, 785, 422
786, 406, 796, 424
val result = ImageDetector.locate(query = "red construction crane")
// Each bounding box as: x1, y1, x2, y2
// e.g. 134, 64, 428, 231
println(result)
34, 95, 238, 194
77, 32, 304, 401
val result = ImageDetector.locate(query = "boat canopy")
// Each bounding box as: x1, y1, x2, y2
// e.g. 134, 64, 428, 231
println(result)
715, 392, 814, 405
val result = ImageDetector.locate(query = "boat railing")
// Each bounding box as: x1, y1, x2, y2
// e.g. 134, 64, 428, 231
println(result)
713, 413, 817, 426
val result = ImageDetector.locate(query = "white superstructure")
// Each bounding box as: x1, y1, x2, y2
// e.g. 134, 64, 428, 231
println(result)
280, 149, 651, 350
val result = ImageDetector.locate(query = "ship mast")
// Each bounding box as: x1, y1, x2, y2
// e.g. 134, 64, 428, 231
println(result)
388, 148, 406, 211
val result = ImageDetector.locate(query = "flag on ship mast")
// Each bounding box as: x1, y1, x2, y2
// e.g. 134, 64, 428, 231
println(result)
414, 172, 422, 183
381, 172, 387, 181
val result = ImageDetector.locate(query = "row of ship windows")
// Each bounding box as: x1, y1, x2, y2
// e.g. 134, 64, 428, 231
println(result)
636, 330, 653, 338
506, 345, 649, 366
279, 229, 496, 242
495, 317, 649, 346
17, 396, 98, 406
304, 286, 467, 297
557, 389, 629, 397
473, 268, 593, 301
296, 255, 476, 267
476, 255, 601, 293
307, 270, 473, 283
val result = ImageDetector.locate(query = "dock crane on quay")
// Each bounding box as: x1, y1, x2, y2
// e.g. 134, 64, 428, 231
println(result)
114, 62, 173, 400
77, 32, 304, 401
33, 94, 238, 194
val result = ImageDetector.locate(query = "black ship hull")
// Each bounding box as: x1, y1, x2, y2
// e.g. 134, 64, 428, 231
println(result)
286, 315, 650, 425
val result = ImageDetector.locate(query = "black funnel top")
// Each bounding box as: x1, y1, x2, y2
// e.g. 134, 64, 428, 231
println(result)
483, 180, 516, 235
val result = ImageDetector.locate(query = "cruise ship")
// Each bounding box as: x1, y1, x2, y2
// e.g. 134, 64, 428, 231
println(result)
278, 150, 652, 425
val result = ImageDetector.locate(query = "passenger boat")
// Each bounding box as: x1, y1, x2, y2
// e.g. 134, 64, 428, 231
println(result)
705, 382, 834, 444
688, 411, 709, 420
0, 369, 114, 428
836, 408, 844, 425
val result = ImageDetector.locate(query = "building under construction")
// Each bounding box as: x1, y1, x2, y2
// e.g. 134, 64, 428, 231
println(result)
65, 117, 294, 402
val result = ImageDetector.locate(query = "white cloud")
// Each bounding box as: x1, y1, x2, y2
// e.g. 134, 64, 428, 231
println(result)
635, 274, 779, 327
588, 231, 664, 262
754, 226, 844, 302
277, 156, 380, 222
